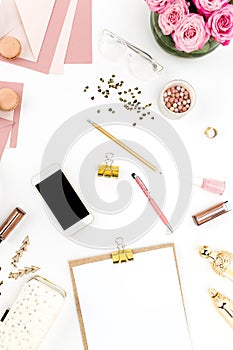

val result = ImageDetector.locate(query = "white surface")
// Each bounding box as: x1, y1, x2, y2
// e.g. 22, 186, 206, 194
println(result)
72, 246, 192, 350
0, 0, 233, 349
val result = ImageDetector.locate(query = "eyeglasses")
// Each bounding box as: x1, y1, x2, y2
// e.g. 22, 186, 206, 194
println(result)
100, 29, 163, 81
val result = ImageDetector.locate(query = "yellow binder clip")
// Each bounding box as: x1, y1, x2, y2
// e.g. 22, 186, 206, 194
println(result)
98, 153, 119, 178
111, 237, 134, 264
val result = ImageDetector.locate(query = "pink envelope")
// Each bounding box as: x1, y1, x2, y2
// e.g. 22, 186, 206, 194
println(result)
0, 81, 24, 149
0, 0, 71, 74
65, 0, 92, 64
0, 118, 14, 158
0, 0, 56, 62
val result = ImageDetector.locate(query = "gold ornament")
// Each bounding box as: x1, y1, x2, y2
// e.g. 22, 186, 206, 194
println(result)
8, 266, 40, 280
199, 246, 233, 279
11, 235, 30, 268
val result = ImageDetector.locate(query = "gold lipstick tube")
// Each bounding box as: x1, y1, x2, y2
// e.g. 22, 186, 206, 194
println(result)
0, 207, 26, 242
209, 289, 233, 329
192, 201, 230, 226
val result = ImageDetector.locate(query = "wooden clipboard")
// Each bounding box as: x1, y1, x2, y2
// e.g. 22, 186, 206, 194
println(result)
69, 243, 192, 350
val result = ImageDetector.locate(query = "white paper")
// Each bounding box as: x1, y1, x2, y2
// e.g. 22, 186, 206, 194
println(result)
15, 0, 56, 61
73, 246, 192, 350
0, 111, 14, 148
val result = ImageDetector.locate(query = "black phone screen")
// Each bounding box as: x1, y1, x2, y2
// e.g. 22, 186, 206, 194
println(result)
35, 169, 89, 230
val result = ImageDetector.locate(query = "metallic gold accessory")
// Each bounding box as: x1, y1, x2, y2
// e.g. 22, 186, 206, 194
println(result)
20, 235, 30, 249
88, 119, 159, 172
209, 288, 233, 329
199, 246, 233, 281
11, 235, 30, 268
204, 127, 218, 138
8, 266, 40, 280
111, 237, 134, 263
0, 207, 26, 243
98, 152, 119, 178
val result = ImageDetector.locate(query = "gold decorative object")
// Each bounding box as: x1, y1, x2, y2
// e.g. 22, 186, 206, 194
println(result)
88, 120, 158, 172
199, 246, 233, 280
98, 153, 119, 178
209, 288, 233, 329
112, 249, 134, 263
111, 237, 134, 263
20, 236, 30, 250
11, 235, 30, 267
204, 127, 218, 138
8, 266, 40, 280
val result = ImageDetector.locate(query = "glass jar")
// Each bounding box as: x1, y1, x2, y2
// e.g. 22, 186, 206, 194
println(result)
159, 79, 196, 119
150, 12, 220, 58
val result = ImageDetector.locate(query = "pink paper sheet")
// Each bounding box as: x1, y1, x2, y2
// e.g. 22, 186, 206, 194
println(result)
50, 0, 78, 74
0, 0, 70, 74
65, 0, 92, 64
0, 81, 24, 148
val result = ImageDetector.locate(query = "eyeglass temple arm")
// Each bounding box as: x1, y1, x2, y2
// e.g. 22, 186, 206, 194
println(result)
111, 33, 163, 70
126, 41, 163, 70
104, 29, 163, 71
125, 41, 152, 59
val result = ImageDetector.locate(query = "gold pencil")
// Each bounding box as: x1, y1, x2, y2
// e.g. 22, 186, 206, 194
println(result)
87, 120, 158, 172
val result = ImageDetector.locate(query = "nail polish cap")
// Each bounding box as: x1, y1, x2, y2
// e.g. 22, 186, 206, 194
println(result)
199, 246, 214, 259
193, 177, 225, 195
202, 178, 225, 195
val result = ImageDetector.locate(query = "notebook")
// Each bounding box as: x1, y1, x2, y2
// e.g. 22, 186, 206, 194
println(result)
69, 243, 193, 350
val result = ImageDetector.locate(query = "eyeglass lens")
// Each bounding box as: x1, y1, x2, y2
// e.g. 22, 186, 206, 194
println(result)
100, 30, 163, 81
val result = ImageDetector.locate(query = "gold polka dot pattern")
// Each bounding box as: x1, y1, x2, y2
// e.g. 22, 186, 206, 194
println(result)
0, 276, 66, 350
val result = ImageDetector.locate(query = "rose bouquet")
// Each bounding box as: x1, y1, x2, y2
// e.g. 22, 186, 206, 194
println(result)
146, 0, 233, 56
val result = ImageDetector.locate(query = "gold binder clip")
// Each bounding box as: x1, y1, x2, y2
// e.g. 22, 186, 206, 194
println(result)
111, 237, 134, 264
98, 153, 119, 178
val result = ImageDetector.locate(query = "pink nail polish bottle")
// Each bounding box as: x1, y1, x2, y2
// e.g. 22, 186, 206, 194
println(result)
193, 177, 226, 195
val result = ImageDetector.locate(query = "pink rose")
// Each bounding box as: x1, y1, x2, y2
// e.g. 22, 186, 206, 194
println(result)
172, 14, 210, 52
193, 0, 229, 17
145, 0, 172, 13
158, 0, 190, 35
207, 4, 233, 45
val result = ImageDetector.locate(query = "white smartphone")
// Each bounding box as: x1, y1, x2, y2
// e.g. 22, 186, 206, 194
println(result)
32, 163, 94, 236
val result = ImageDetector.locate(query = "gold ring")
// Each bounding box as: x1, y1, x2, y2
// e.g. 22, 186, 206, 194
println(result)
204, 127, 218, 138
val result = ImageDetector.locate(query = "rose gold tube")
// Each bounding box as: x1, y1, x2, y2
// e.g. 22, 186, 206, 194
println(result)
0, 207, 26, 242
192, 201, 230, 226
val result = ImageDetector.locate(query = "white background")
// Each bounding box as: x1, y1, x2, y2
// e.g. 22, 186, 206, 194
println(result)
0, 0, 233, 349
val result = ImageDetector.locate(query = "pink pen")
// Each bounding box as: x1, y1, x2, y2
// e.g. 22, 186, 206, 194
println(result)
131, 173, 173, 234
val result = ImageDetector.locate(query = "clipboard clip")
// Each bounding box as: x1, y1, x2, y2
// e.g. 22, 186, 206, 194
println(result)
98, 153, 119, 178
111, 237, 134, 264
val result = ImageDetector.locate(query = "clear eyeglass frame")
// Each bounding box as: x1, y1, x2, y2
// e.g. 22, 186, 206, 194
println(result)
100, 29, 163, 81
